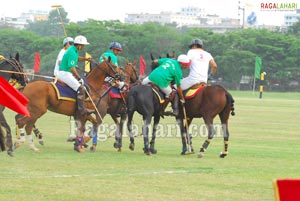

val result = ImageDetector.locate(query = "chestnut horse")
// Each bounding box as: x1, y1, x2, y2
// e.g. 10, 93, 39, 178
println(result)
176, 84, 235, 158
15, 58, 120, 153
87, 60, 138, 152
0, 53, 28, 156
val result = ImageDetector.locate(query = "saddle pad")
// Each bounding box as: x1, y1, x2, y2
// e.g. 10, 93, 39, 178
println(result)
184, 85, 206, 99
103, 84, 121, 99
50, 82, 76, 102
152, 88, 165, 104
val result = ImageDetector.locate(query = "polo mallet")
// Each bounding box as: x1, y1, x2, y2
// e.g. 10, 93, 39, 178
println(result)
83, 87, 103, 122
51, 5, 67, 37
182, 102, 192, 153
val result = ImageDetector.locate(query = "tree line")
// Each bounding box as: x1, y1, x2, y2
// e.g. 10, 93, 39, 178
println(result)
0, 8, 299, 91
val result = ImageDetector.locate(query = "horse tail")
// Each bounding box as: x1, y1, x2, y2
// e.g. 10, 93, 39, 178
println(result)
225, 92, 235, 116
126, 89, 137, 113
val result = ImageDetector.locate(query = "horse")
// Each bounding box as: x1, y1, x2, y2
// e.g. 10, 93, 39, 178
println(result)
0, 53, 28, 156
14, 57, 120, 153
126, 84, 164, 155
86, 60, 138, 152
175, 84, 235, 158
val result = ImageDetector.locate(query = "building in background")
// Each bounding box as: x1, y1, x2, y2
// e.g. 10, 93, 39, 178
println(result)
0, 10, 48, 29
284, 9, 300, 26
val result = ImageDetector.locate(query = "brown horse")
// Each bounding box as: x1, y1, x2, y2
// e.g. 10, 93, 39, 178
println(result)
0, 53, 28, 156
176, 84, 235, 158
15, 58, 120, 153
86, 60, 138, 152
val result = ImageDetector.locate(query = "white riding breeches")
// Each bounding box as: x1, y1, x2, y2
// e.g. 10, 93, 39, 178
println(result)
181, 76, 206, 91
142, 76, 172, 98
57, 71, 81, 91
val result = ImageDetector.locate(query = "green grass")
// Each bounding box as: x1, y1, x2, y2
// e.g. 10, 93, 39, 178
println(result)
1, 91, 300, 201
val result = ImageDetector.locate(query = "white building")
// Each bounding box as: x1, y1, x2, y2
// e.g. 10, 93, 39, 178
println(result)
284, 9, 300, 26
125, 11, 200, 26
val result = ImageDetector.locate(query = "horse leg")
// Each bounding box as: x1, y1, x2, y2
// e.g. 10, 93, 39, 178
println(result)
24, 120, 40, 152
112, 115, 122, 151
127, 110, 135, 151
74, 119, 87, 153
32, 125, 44, 145
149, 114, 160, 154
178, 117, 194, 155
14, 114, 28, 149
198, 118, 214, 158
219, 123, 229, 158
142, 116, 152, 155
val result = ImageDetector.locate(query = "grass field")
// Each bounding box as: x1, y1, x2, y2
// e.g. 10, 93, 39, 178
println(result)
1, 91, 300, 201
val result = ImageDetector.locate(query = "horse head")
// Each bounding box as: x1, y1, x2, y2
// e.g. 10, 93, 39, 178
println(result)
0, 52, 28, 86
122, 60, 138, 83
86, 56, 121, 90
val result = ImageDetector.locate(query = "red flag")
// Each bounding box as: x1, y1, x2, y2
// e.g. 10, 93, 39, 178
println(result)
139, 55, 146, 76
273, 179, 300, 201
33, 52, 40, 73
0, 76, 30, 116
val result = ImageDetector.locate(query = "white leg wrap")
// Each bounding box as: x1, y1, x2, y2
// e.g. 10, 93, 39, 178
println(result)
27, 135, 39, 152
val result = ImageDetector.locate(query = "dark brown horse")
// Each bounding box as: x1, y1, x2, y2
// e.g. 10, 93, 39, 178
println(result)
15, 58, 120, 153
0, 53, 28, 156
86, 60, 138, 152
176, 84, 235, 158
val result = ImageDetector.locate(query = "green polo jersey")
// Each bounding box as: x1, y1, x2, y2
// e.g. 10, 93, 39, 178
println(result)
59, 45, 78, 73
149, 58, 182, 88
99, 50, 118, 66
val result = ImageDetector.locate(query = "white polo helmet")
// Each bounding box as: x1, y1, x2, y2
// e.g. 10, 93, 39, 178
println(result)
177, 54, 191, 67
63, 37, 74, 46
74, 35, 90, 45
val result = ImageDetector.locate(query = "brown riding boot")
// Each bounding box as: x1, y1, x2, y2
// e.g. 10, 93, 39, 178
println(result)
163, 91, 179, 116
75, 86, 88, 117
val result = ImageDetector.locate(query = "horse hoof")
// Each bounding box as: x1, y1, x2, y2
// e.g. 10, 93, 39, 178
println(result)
129, 143, 135, 151
197, 152, 204, 158
90, 146, 96, 152
150, 148, 157, 154
114, 142, 121, 149
144, 151, 151, 155
38, 139, 44, 146
7, 150, 14, 157
31, 148, 40, 153
117, 148, 122, 152
219, 152, 228, 158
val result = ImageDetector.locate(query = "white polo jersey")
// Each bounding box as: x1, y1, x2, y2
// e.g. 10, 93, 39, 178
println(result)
187, 48, 213, 81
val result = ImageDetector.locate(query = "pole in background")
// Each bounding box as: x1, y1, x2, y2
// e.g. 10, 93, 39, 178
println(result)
259, 72, 266, 99
51, 5, 67, 37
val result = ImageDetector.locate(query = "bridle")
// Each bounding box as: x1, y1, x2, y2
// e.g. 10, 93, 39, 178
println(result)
0, 58, 29, 86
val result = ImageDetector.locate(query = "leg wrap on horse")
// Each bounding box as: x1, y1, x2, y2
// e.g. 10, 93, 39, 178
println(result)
200, 139, 211, 152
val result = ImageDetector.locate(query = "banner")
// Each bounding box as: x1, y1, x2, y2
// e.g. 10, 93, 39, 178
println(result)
255, 56, 262, 79
85, 52, 92, 72
0, 76, 29, 116
33, 52, 40, 73
273, 179, 300, 201
139, 55, 146, 76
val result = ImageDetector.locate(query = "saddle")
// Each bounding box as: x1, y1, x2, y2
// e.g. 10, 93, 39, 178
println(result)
51, 81, 77, 102
103, 83, 122, 99
149, 83, 165, 104
184, 83, 206, 99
